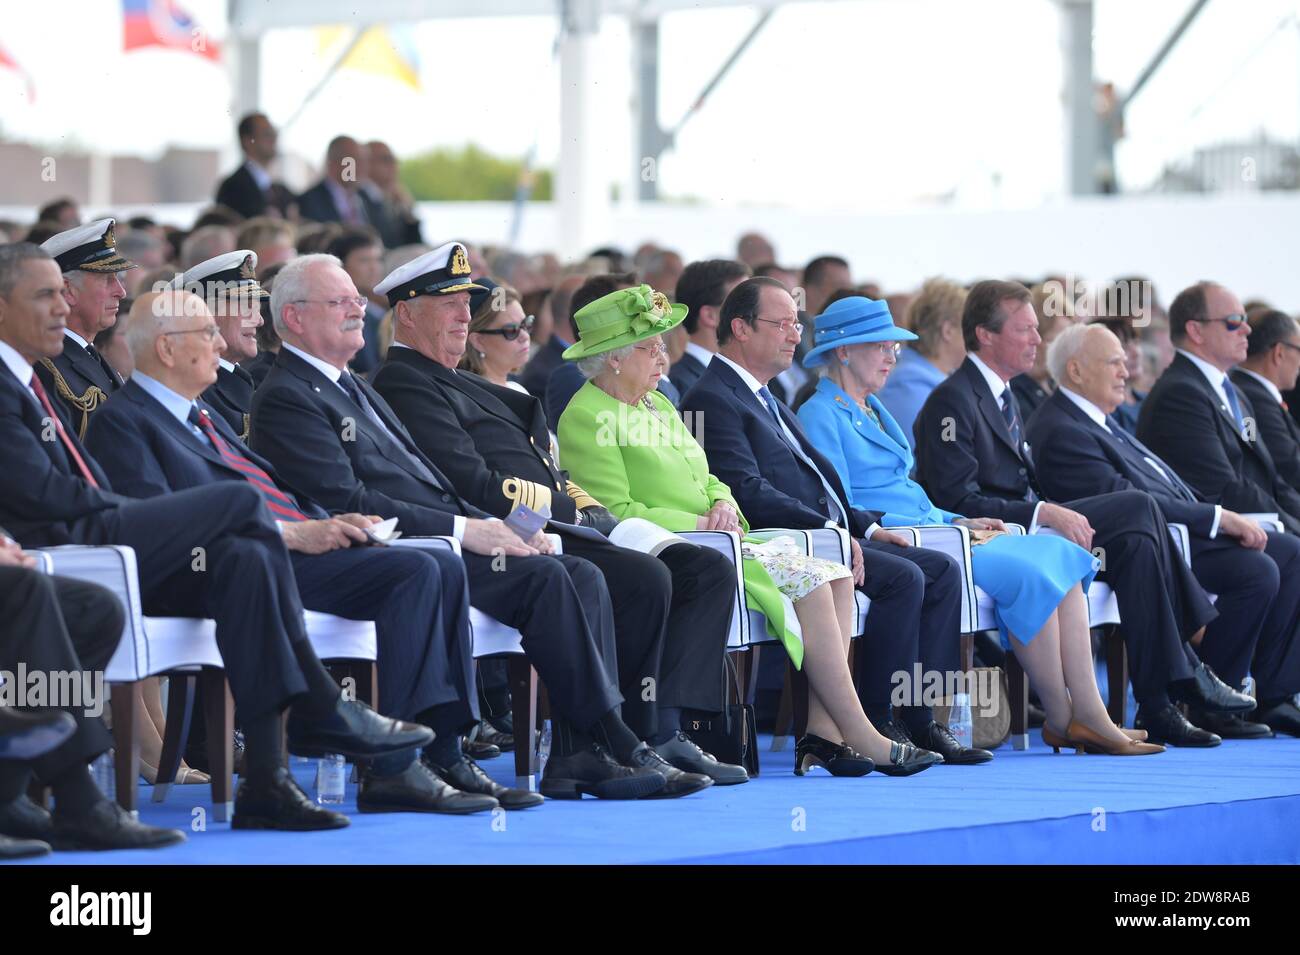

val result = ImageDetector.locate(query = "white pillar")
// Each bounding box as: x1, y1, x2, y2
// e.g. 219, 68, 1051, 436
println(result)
1058, 0, 1099, 195
557, 0, 608, 260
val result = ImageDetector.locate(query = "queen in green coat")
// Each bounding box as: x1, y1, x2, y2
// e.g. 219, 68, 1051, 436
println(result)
557, 285, 941, 776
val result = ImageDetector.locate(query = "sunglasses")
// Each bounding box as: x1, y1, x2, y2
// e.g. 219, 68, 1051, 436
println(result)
476, 315, 535, 342
1191, 314, 1248, 332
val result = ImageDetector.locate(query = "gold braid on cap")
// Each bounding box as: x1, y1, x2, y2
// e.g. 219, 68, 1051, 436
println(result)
566, 481, 601, 512
501, 477, 553, 515
38, 358, 105, 439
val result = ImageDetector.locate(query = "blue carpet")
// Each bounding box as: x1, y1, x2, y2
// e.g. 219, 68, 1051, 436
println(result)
11, 733, 1300, 865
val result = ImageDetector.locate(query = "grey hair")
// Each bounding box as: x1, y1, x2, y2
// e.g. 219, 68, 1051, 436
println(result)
180, 225, 236, 271
269, 253, 343, 336
1045, 321, 1098, 385
576, 344, 635, 380
0, 243, 54, 297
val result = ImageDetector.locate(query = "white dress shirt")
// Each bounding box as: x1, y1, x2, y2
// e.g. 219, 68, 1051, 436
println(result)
0, 341, 38, 407
1177, 348, 1237, 417
64, 328, 91, 351
684, 342, 715, 369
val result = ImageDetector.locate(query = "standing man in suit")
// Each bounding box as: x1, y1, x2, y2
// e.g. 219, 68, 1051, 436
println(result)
914, 279, 1241, 746
249, 253, 710, 800
214, 113, 295, 220
1231, 309, 1300, 501
369, 248, 747, 784
520, 275, 584, 401
1138, 283, 1300, 535
33, 219, 132, 438
0, 244, 434, 831
297, 136, 388, 234
680, 279, 987, 763
86, 290, 525, 813
179, 250, 263, 440
0, 534, 184, 852
668, 259, 750, 397
364, 141, 424, 249
1029, 323, 1298, 737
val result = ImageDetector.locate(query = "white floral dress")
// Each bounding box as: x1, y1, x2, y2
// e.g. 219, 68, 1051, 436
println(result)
741, 535, 851, 602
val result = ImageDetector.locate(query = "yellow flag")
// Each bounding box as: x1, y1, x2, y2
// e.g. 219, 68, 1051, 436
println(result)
316, 25, 420, 90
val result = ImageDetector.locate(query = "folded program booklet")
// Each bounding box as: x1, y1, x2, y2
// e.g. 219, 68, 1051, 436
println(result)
608, 517, 691, 557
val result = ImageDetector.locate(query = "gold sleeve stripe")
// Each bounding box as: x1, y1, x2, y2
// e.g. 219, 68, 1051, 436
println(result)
566, 480, 601, 511
502, 477, 553, 515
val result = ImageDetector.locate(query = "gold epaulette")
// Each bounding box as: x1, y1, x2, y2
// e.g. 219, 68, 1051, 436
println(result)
38, 358, 106, 440
566, 480, 601, 511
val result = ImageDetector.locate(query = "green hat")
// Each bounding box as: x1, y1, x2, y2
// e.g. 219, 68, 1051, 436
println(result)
562, 284, 688, 361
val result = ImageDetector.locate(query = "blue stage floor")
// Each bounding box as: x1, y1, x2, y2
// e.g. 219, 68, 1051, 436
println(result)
13, 732, 1300, 865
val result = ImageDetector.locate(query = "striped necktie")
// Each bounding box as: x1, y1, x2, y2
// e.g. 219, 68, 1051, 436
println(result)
190, 406, 308, 522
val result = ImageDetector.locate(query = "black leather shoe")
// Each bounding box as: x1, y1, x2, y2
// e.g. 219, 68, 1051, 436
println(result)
477, 720, 514, 753
1255, 700, 1300, 737
49, 799, 186, 850
233, 766, 351, 830
0, 793, 53, 840
1171, 664, 1257, 714
912, 721, 994, 765
425, 755, 543, 810
0, 833, 50, 858
875, 741, 943, 777
1189, 708, 1274, 739
1135, 703, 1221, 747
628, 743, 713, 799
287, 698, 434, 760
656, 730, 749, 784
358, 757, 497, 814
794, 734, 873, 777
0, 708, 76, 761
539, 743, 666, 800
462, 734, 501, 761
875, 719, 913, 746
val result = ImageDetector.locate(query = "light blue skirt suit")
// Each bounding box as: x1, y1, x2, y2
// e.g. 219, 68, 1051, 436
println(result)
798, 378, 1098, 647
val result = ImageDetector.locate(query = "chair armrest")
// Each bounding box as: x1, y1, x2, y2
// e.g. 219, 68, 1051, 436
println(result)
1167, 523, 1192, 567
35, 545, 145, 682
676, 530, 747, 648
1240, 512, 1283, 533
889, 524, 979, 634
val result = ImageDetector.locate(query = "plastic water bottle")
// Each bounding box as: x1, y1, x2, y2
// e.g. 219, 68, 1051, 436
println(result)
91, 750, 115, 801
1242, 675, 1256, 700
315, 754, 345, 805
537, 720, 552, 776
949, 693, 973, 749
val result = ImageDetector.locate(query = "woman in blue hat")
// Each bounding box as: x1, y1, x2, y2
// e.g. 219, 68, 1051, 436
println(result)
797, 297, 1162, 756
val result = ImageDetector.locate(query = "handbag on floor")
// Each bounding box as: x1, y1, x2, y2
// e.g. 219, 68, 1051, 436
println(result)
684, 655, 761, 776
933, 667, 1011, 751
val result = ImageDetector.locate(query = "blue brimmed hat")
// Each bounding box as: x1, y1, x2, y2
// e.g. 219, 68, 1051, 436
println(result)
802, 296, 917, 368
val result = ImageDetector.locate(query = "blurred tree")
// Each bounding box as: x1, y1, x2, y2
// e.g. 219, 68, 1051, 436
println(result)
400, 144, 552, 201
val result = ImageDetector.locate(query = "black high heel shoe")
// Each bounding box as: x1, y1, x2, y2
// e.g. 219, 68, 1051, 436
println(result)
874, 741, 943, 777
794, 734, 874, 777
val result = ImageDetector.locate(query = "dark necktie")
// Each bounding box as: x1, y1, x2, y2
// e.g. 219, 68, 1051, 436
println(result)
757, 385, 846, 524
190, 406, 308, 522
336, 372, 446, 490
1222, 377, 1247, 437
1106, 415, 1197, 502
29, 374, 100, 487
1000, 386, 1023, 450
757, 386, 783, 428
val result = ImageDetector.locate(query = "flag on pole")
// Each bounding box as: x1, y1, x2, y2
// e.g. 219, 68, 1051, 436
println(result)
0, 42, 35, 101
316, 25, 421, 90
123, 0, 221, 62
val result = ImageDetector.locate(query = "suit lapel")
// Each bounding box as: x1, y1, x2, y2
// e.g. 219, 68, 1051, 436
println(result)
63, 338, 115, 392
961, 360, 1021, 457
122, 382, 233, 474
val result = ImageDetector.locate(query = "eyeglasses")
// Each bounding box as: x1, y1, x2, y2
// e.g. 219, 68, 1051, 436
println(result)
1279, 341, 1300, 354
869, 341, 903, 357
163, 325, 221, 343
292, 297, 368, 312
1191, 314, 1248, 332
476, 315, 536, 342
752, 317, 805, 337
632, 342, 669, 357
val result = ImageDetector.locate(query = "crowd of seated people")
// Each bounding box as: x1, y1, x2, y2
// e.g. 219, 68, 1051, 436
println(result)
3, 133, 1300, 858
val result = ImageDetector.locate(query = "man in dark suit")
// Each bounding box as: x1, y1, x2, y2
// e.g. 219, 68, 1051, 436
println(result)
1137, 283, 1300, 734
1029, 323, 1299, 738
249, 252, 710, 800
914, 279, 1241, 746
1232, 309, 1300, 501
680, 277, 985, 764
1139, 283, 1300, 536
214, 112, 295, 220
0, 534, 184, 852
519, 276, 584, 401
0, 244, 433, 832
370, 257, 747, 785
33, 219, 132, 438
668, 259, 750, 396
86, 289, 528, 813
296, 136, 388, 234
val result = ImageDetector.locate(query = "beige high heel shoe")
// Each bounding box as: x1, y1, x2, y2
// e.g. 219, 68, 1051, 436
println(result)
140, 760, 210, 785
1067, 720, 1164, 755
